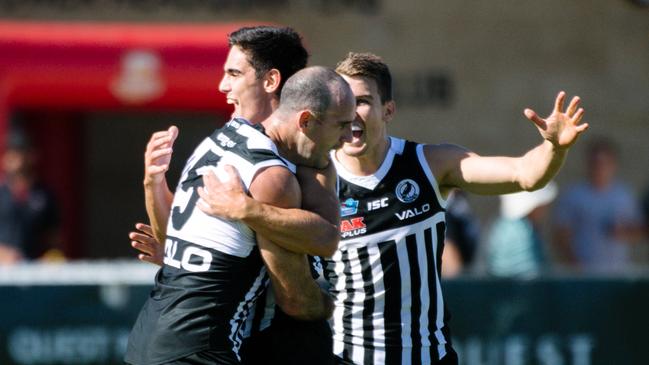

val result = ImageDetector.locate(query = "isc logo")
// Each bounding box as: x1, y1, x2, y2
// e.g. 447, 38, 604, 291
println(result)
367, 197, 389, 211
164, 239, 212, 272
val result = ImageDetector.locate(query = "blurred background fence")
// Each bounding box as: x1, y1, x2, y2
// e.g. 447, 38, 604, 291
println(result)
1, 263, 648, 365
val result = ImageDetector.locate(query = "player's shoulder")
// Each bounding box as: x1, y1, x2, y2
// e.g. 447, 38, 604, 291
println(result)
249, 165, 301, 209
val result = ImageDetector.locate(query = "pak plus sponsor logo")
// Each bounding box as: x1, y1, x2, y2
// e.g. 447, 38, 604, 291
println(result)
340, 217, 366, 238
395, 179, 420, 203
341, 198, 359, 217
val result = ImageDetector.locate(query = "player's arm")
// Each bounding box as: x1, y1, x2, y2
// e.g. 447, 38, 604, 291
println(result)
429, 91, 589, 197
250, 166, 334, 320
143, 126, 179, 244
196, 163, 339, 257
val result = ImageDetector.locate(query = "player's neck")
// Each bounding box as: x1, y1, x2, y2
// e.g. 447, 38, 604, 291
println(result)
262, 116, 303, 166
335, 137, 390, 176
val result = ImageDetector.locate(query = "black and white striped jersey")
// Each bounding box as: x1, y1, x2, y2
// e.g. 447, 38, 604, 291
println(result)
324, 137, 454, 365
126, 118, 295, 365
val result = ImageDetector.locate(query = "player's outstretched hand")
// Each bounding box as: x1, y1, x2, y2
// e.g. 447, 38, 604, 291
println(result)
197, 165, 249, 220
524, 91, 589, 149
144, 126, 179, 185
129, 223, 164, 266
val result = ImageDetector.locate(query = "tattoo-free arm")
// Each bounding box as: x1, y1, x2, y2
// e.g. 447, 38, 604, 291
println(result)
431, 91, 588, 197
250, 166, 334, 320
143, 126, 178, 244
197, 164, 339, 257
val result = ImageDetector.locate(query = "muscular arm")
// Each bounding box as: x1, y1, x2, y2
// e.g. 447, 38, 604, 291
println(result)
197, 163, 340, 257
249, 166, 334, 320
430, 91, 588, 197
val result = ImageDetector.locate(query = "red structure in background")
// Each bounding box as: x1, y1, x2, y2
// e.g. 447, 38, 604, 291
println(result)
0, 21, 239, 257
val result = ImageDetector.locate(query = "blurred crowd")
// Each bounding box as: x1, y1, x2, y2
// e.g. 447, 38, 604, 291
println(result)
1, 129, 647, 276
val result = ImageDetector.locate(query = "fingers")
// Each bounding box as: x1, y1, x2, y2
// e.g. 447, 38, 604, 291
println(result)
168, 125, 179, 145
196, 186, 209, 202
149, 147, 173, 160
147, 135, 174, 154
131, 237, 155, 256
576, 123, 589, 133
146, 126, 179, 154
524, 108, 547, 129
135, 223, 154, 236
222, 164, 240, 179
566, 96, 581, 117
572, 107, 585, 123
138, 254, 158, 265
553, 91, 566, 113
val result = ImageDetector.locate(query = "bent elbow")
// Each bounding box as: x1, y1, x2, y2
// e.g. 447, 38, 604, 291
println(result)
276, 297, 318, 321
274, 292, 332, 321
314, 227, 339, 257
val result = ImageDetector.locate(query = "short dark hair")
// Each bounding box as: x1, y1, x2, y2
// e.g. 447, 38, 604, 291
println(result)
335, 52, 393, 103
278, 66, 350, 120
228, 26, 309, 95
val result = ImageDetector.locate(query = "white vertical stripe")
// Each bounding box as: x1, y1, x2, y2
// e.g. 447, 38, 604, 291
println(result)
332, 249, 348, 357
431, 225, 447, 360
333, 339, 345, 359
368, 243, 386, 348
396, 236, 412, 364
348, 247, 365, 364
374, 348, 386, 365
416, 229, 432, 364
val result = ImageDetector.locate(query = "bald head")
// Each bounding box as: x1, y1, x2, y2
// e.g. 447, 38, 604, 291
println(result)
277, 66, 354, 120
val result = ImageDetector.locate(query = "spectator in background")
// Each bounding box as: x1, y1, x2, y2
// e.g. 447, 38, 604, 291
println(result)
642, 186, 649, 235
486, 182, 558, 278
0, 131, 61, 264
442, 190, 480, 277
553, 138, 644, 273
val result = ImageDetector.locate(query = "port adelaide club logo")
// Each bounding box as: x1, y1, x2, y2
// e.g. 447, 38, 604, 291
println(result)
395, 179, 420, 203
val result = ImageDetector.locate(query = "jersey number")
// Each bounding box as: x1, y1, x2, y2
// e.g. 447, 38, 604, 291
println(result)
171, 150, 221, 231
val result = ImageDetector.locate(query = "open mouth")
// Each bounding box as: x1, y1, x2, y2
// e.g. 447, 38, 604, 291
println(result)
351, 125, 364, 139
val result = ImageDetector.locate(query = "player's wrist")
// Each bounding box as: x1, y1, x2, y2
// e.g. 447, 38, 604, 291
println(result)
143, 175, 166, 187
237, 195, 258, 221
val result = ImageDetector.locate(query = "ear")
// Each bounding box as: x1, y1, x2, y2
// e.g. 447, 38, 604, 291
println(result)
263, 69, 281, 94
297, 110, 313, 131
383, 100, 396, 123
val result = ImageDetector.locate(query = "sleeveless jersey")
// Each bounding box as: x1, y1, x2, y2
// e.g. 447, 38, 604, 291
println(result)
125, 118, 295, 365
324, 137, 454, 365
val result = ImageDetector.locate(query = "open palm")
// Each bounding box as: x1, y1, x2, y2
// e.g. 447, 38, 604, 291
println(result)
524, 91, 589, 149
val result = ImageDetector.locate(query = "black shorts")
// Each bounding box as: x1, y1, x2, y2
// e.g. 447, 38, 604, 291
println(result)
333, 346, 458, 365
163, 349, 240, 365
241, 310, 334, 365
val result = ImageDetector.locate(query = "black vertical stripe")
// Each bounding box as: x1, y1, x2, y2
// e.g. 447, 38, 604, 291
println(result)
357, 245, 375, 365
379, 239, 401, 365
340, 249, 355, 360
424, 226, 440, 359
405, 233, 423, 365
436, 222, 446, 280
